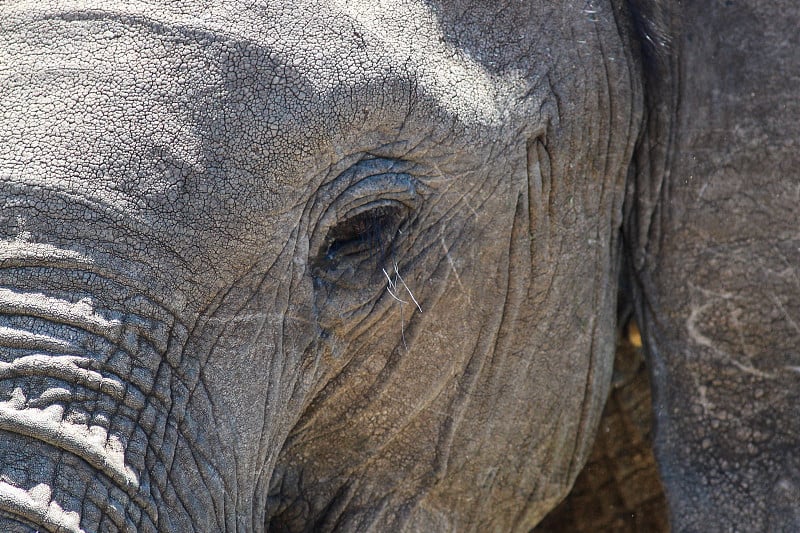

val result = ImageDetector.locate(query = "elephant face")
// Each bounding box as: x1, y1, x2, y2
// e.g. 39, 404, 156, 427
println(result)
0, 1, 641, 531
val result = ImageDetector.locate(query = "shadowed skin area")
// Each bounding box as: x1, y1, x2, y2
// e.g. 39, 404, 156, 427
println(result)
543, 2, 800, 529
624, 2, 800, 531
0, 1, 640, 531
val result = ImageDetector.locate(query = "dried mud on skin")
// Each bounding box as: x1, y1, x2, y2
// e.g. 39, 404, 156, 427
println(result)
533, 321, 669, 533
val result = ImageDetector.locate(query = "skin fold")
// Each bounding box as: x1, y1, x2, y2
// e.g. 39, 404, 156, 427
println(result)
535, 317, 668, 532
0, 0, 797, 532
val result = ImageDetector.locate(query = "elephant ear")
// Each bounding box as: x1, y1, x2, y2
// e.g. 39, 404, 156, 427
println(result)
625, 0, 800, 530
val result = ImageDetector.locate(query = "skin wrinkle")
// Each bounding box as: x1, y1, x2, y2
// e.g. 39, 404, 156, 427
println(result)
144, 366, 190, 528
0, 481, 84, 533
262, 270, 302, 518
159, 448, 198, 531
564, 12, 618, 485
442, 204, 521, 529
0, 288, 178, 496
0, 356, 147, 413
4, 414, 147, 524
282, 292, 394, 442
0, 248, 192, 335
515, 397, 565, 524
306, 131, 544, 524
3, 186, 209, 516
234, 240, 312, 520
172, 394, 228, 528
178, 424, 226, 531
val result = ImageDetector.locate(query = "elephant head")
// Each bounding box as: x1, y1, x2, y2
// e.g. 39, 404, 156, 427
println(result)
1, 0, 798, 531
0, 1, 639, 530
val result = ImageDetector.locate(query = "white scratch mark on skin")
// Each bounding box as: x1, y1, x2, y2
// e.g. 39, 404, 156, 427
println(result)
686, 284, 736, 351
690, 283, 736, 301
696, 385, 714, 416
441, 237, 468, 298
698, 180, 710, 199
730, 360, 775, 379
687, 283, 776, 378
463, 196, 480, 219
771, 295, 800, 337
685, 300, 717, 352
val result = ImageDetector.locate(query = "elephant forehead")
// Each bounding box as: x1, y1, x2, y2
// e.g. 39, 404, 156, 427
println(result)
1, 0, 530, 125
0, 22, 206, 192
0, 1, 553, 217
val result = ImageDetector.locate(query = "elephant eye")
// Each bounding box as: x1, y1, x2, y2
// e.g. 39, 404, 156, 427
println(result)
317, 201, 409, 274
324, 203, 405, 260
309, 161, 424, 327
309, 159, 421, 289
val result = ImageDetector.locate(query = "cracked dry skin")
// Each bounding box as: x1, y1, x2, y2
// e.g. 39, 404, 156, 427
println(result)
4, 0, 800, 531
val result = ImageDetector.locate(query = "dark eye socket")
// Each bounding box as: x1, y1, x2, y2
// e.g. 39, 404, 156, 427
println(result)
310, 161, 420, 285
322, 202, 407, 265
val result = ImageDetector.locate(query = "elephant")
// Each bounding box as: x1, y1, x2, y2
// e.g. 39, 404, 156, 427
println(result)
1, 0, 798, 531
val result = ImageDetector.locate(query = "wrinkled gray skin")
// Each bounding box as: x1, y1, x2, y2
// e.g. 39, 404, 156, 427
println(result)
0, 0, 797, 531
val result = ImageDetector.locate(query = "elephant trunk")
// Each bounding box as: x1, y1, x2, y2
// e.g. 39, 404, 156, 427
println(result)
0, 241, 221, 532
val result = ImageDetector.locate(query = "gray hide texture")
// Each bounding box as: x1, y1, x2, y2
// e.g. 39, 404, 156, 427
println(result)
0, 0, 798, 532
